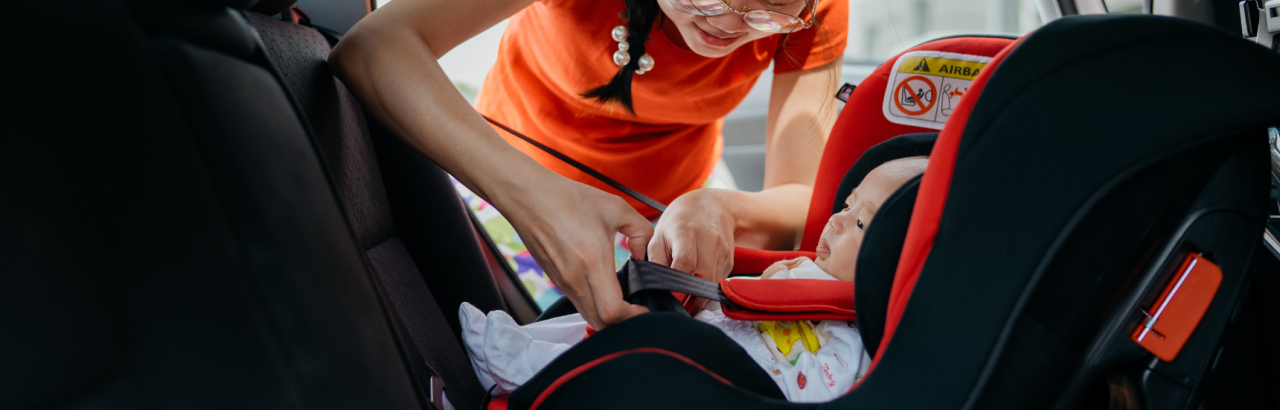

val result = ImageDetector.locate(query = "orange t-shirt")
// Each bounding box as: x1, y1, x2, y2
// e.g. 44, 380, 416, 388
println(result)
476, 0, 848, 217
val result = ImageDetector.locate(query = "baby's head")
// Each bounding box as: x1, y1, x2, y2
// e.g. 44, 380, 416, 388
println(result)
814, 157, 929, 281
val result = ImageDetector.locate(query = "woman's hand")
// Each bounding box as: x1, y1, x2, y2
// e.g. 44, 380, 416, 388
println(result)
649, 189, 738, 284
499, 176, 654, 329
332, 0, 652, 330
648, 59, 843, 283
649, 185, 817, 285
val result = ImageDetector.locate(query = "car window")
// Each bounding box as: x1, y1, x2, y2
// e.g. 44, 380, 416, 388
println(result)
1102, 0, 1144, 13
846, 0, 1043, 64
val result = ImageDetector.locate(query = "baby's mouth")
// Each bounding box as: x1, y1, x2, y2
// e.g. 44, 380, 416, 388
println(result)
815, 238, 831, 256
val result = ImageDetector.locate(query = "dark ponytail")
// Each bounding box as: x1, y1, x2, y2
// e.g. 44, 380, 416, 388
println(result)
581, 0, 660, 116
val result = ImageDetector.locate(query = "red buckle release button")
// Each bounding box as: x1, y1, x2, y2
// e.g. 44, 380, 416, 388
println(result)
1130, 252, 1222, 362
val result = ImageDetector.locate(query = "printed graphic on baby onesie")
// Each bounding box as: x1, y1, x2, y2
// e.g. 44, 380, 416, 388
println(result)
882, 51, 992, 130
823, 363, 837, 387
797, 371, 807, 390
833, 353, 849, 369
759, 320, 822, 365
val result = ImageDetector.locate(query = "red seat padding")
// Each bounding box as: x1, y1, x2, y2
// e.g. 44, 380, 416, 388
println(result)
729, 37, 1015, 274
798, 37, 1017, 251
720, 278, 856, 321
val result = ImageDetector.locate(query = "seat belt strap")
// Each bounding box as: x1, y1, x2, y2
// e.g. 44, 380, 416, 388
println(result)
481, 115, 668, 214
617, 259, 727, 303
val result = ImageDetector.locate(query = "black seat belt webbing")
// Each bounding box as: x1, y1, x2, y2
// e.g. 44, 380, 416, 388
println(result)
481, 115, 667, 214
617, 260, 727, 303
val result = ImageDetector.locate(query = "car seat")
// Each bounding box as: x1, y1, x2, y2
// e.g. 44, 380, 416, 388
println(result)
495, 14, 1280, 410
4, 0, 511, 408
730, 35, 1014, 274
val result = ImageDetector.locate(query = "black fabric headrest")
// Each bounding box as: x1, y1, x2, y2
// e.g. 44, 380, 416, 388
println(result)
131, 0, 261, 60
249, 0, 299, 16
831, 132, 938, 216
838, 132, 936, 356
854, 175, 921, 356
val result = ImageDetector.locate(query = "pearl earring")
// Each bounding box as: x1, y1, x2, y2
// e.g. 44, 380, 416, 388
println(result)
611, 25, 654, 75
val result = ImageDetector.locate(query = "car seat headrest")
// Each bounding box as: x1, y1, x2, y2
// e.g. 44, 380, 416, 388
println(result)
248, 0, 298, 16
830, 132, 937, 216
182, 0, 261, 10
855, 174, 921, 357
799, 36, 1015, 251
131, 0, 262, 59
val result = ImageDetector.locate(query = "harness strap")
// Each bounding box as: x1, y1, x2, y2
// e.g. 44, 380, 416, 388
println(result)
617, 260, 727, 303
482, 115, 668, 213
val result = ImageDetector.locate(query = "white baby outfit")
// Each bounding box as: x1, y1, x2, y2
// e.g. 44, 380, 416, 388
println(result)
459, 258, 871, 402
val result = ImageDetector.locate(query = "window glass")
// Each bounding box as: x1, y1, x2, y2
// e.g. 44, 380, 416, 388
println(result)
1102, 0, 1143, 13
845, 0, 1043, 64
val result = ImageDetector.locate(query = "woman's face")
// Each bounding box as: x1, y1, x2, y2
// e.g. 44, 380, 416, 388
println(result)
656, 0, 809, 58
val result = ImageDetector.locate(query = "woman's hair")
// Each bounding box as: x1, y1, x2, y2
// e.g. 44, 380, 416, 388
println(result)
581, 0, 661, 116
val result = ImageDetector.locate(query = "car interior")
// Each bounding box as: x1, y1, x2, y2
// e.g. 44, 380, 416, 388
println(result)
5, 0, 1280, 409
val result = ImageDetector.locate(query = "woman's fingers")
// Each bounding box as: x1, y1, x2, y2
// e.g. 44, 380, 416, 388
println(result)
649, 189, 737, 283
591, 239, 650, 325
668, 232, 698, 274
617, 211, 653, 262
594, 203, 653, 325
647, 232, 672, 266
498, 179, 651, 330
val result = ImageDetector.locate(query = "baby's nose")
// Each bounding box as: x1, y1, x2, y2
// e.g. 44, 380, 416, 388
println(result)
828, 214, 847, 234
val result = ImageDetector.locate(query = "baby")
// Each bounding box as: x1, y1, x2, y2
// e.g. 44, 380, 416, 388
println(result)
460, 157, 929, 402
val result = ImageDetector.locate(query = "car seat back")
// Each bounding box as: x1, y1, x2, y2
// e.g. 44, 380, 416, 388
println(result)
240, 2, 535, 335
237, 7, 509, 409
855, 14, 1280, 409
4, 0, 507, 407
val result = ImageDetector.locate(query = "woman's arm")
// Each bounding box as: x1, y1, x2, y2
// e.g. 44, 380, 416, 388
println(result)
649, 60, 841, 280
330, 0, 653, 328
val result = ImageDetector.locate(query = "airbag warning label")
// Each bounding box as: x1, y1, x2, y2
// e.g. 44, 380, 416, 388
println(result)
882, 51, 992, 130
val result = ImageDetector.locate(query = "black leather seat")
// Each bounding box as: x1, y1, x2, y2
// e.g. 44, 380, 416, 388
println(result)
3, 0, 512, 408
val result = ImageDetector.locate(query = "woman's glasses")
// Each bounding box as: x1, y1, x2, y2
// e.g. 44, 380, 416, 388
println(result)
668, 0, 817, 34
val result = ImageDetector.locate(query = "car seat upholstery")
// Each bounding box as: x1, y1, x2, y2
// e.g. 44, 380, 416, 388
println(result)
237, 8, 521, 409
496, 15, 1280, 410
238, 5, 542, 336
6, 0, 425, 407
732, 36, 1013, 274
4, 0, 519, 408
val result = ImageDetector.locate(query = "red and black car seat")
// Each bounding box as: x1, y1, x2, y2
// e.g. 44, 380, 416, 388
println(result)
730, 36, 1014, 274
496, 14, 1280, 410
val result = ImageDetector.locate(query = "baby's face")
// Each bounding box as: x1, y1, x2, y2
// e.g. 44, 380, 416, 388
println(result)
814, 158, 928, 281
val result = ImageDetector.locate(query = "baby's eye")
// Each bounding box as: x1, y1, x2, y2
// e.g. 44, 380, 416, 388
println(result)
856, 219, 865, 230
842, 204, 851, 212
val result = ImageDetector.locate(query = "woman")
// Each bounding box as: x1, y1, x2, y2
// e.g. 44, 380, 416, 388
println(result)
329, 0, 847, 330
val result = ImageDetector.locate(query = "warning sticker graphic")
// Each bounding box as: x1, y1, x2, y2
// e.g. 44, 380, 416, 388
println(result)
882, 51, 992, 130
